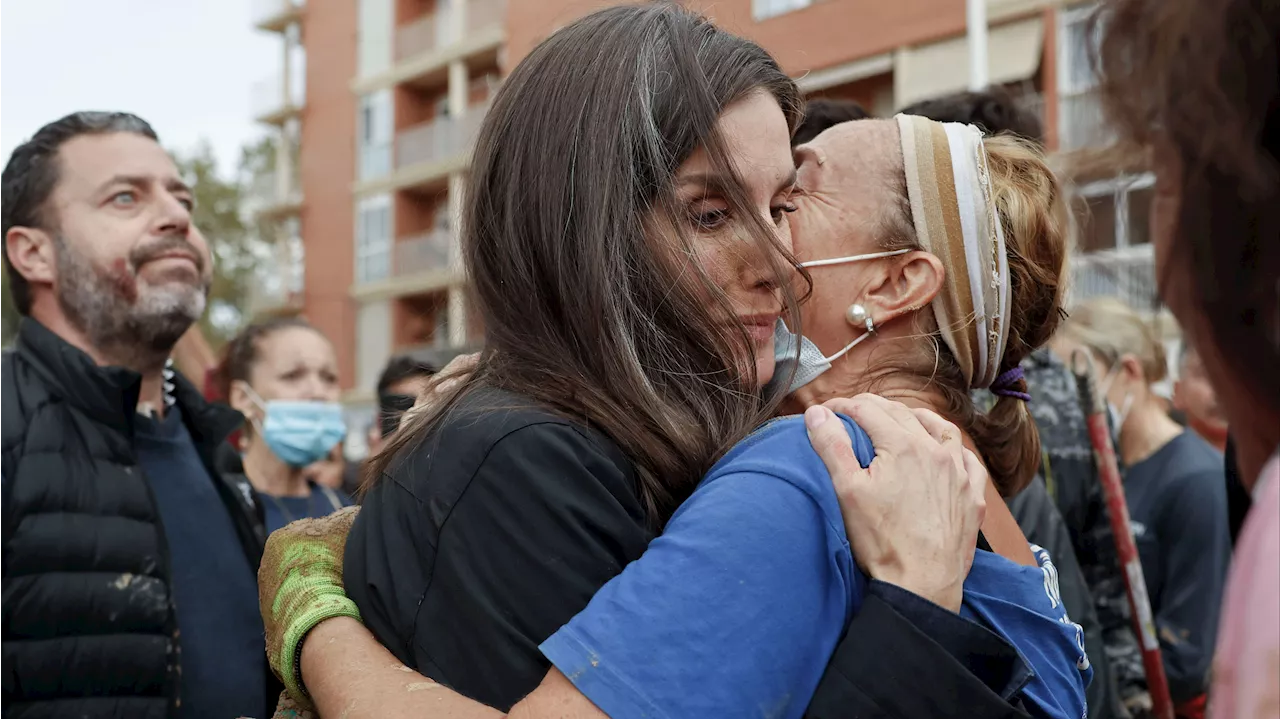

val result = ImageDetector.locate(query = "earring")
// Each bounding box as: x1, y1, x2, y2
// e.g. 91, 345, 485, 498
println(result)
845, 303, 876, 333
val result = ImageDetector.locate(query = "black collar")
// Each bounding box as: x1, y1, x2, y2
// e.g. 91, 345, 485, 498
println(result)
15, 318, 243, 449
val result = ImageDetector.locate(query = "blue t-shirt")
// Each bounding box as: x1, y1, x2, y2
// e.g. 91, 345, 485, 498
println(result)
261, 482, 352, 534
541, 415, 1091, 719
134, 406, 267, 719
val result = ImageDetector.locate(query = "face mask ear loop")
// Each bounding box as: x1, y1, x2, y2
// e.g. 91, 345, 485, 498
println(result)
821, 315, 877, 363
236, 381, 268, 436
799, 248, 912, 269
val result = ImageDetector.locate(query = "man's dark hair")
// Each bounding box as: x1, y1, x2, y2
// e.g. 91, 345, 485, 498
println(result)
2, 112, 158, 315
377, 355, 438, 396
898, 88, 1044, 144
793, 98, 870, 145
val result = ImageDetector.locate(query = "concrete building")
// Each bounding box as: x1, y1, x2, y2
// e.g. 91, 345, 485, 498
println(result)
252, 0, 1157, 450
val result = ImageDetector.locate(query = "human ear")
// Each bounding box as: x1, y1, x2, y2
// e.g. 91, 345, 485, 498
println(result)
228, 381, 259, 420
5, 226, 57, 288
859, 250, 944, 325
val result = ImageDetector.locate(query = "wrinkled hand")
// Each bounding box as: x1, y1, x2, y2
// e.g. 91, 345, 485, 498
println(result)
402, 352, 480, 426
258, 506, 363, 709
804, 394, 987, 613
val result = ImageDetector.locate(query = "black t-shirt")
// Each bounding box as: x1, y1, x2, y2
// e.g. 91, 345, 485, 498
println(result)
344, 386, 653, 710
1124, 430, 1230, 702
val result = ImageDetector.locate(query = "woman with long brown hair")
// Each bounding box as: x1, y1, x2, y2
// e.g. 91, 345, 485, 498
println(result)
1092, 1, 1280, 717
257, 5, 1089, 718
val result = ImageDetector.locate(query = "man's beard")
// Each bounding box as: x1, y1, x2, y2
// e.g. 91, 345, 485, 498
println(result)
54, 234, 210, 368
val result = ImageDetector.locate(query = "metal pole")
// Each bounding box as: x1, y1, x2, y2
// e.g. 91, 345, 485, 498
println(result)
967, 0, 989, 90
1070, 350, 1175, 719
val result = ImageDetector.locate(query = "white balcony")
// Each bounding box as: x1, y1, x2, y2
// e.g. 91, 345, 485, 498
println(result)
358, 101, 487, 193
252, 169, 304, 219
251, 71, 306, 125
396, 12, 452, 63
394, 229, 456, 278
1068, 245, 1158, 311
254, 0, 305, 33
466, 0, 506, 34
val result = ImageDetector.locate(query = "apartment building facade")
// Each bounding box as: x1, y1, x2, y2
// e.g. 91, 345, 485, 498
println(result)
252, 0, 1158, 450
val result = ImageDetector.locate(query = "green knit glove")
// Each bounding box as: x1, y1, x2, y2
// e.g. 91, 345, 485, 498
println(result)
258, 506, 363, 709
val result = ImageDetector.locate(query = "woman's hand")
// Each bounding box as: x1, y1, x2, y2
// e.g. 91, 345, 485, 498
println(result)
257, 506, 363, 708
804, 394, 988, 613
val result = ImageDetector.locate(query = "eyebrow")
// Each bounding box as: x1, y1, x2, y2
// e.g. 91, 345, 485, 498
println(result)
677, 167, 798, 198
96, 174, 193, 197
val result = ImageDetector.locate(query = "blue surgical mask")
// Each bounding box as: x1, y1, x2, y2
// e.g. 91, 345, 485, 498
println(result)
241, 384, 348, 468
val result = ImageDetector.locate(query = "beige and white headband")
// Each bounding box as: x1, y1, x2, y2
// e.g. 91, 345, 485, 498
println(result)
895, 113, 1011, 390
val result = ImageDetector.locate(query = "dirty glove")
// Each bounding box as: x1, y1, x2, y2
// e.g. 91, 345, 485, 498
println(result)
258, 506, 363, 709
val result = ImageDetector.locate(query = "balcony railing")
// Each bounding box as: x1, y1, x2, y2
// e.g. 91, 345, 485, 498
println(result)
252, 169, 303, 214
395, 12, 452, 62
253, 0, 304, 29
467, 0, 507, 34
1068, 245, 1158, 311
395, 101, 489, 171
251, 71, 305, 122
393, 0, 506, 62
1059, 90, 1114, 153
393, 229, 455, 278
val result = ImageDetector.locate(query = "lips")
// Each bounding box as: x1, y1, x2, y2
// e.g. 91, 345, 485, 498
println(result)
738, 313, 780, 343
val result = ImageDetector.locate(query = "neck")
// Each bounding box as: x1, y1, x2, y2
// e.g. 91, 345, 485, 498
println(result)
1119, 396, 1184, 466
242, 440, 309, 497
31, 306, 171, 417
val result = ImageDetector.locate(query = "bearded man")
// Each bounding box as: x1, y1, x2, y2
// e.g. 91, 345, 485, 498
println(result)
2, 112, 276, 719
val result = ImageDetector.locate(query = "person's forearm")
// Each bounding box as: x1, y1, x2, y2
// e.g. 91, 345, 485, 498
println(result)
301, 616, 505, 719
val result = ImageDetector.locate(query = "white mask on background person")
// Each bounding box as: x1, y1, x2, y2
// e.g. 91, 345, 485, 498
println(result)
1097, 367, 1135, 444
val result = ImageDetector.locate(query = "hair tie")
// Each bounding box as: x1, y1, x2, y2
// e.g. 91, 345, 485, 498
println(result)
991, 366, 1031, 402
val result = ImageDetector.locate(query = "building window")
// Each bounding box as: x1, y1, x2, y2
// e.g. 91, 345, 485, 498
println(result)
1069, 174, 1159, 310
358, 90, 393, 180
1056, 4, 1111, 151
356, 195, 392, 284
753, 0, 812, 21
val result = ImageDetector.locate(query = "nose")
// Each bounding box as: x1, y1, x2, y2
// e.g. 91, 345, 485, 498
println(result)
154, 191, 192, 236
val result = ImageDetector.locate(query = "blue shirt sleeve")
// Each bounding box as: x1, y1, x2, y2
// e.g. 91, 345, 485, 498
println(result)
540, 416, 865, 719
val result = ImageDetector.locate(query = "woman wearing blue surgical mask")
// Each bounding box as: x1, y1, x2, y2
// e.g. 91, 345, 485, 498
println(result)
218, 316, 352, 533
1053, 298, 1230, 716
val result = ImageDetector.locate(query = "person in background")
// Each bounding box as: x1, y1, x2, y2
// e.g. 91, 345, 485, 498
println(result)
1055, 298, 1230, 718
373, 354, 437, 451
1094, 2, 1280, 715
899, 87, 1044, 143
1, 111, 276, 717
214, 315, 352, 533
792, 97, 868, 145
900, 85, 1136, 719
1173, 343, 1227, 453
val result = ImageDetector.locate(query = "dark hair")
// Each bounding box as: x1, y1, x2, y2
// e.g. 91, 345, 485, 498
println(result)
793, 98, 870, 145
2, 112, 158, 314
377, 355, 437, 396
211, 315, 316, 402
369, 4, 804, 526
899, 88, 1044, 145
1093, 0, 1280, 450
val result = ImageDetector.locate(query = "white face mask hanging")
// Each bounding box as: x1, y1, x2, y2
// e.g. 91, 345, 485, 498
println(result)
767, 248, 911, 395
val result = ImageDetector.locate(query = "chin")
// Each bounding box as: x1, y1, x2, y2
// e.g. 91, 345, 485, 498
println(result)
756, 358, 776, 388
